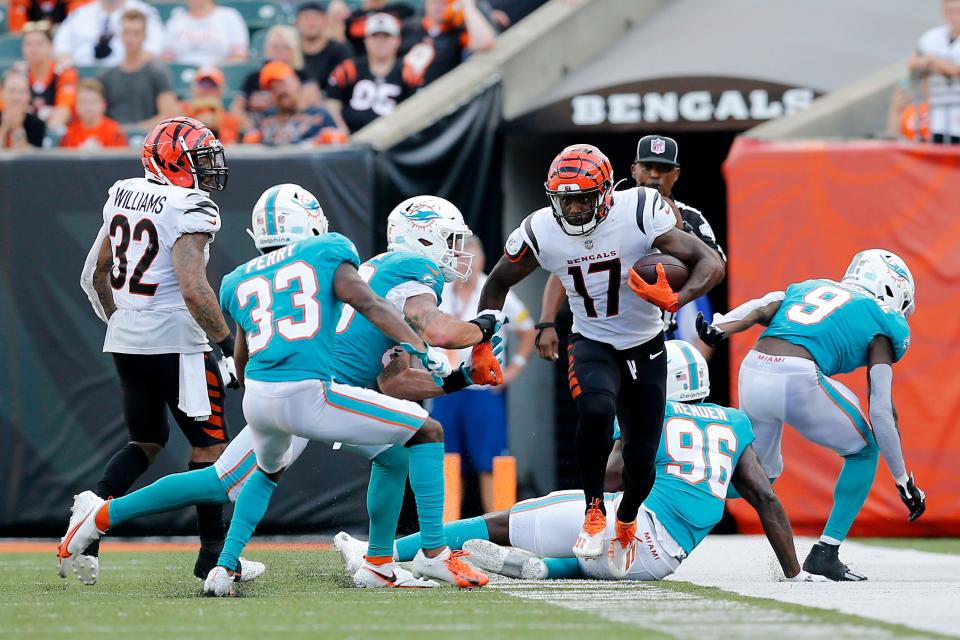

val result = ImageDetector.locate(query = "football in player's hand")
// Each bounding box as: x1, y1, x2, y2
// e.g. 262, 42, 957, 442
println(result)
632, 254, 689, 291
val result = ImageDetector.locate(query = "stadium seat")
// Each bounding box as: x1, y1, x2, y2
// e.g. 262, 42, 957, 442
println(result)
76, 66, 101, 79
152, 2, 181, 23
221, 1, 293, 32
221, 63, 258, 95
0, 34, 22, 59
249, 28, 267, 61
166, 62, 258, 99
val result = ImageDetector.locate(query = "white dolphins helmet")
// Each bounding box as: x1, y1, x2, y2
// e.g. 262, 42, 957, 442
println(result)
665, 340, 710, 402
841, 249, 916, 317
386, 195, 473, 282
249, 183, 329, 251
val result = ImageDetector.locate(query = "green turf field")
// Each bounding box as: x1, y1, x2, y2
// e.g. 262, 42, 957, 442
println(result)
857, 538, 960, 556
1, 547, 949, 639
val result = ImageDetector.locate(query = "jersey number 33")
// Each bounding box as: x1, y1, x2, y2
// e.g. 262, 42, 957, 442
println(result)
235, 261, 322, 354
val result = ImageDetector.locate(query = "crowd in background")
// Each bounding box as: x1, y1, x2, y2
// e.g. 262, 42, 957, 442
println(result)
0, 0, 547, 149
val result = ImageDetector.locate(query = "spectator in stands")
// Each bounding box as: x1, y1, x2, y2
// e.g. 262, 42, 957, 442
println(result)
328, 0, 415, 55
326, 13, 420, 133
487, 0, 546, 29
60, 78, 127, 147
185, 67, 241, 145
0, 70, 46, 148
233, 25, 316, 129
296, 1, 351, 89
162, 0, 249, 68
242, 60, 342, 145
21, 20, 77, 133
908, 0, 960, 144
401, 0, 496, 87
7, 0, 85, 33
433, 235, 536, 513
53, 0, 163, 67
99, 10, 178, 128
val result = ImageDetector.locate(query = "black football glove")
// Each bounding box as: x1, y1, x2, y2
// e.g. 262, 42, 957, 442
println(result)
896, 473, 926, 522
214, 335, 240, 390
695, 312, 726, 348
469, 309, 506, 342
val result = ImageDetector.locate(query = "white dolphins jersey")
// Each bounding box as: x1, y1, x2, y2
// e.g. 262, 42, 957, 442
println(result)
99, 177, 220, 355
506, 186, 676, 350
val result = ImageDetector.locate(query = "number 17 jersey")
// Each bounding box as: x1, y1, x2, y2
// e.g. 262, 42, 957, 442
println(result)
760, 279, 910, 376
220, 233, 360, 383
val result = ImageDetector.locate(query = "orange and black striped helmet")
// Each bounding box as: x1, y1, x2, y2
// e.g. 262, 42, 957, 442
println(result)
544, 144, 614, 236
141, 116, 229, 191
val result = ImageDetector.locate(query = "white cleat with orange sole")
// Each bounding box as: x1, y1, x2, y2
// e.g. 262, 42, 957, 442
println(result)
572, 499, 607, 560
607, 518, 639, 579
57, 491, 105, 580
352, 560, 437, 588
411, 547, 489, 588
333, 531, 369, 577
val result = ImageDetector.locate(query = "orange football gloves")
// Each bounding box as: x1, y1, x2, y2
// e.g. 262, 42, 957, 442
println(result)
469, 342, 504, 386
628, 263, 680, 313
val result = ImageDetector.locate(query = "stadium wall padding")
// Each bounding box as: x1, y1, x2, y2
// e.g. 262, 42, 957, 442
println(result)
723, 138, 960, 536
0, 148, 378, 536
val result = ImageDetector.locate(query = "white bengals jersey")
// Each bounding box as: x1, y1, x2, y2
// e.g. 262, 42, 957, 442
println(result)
506, 186, 675, 350
100, 177, 220, 355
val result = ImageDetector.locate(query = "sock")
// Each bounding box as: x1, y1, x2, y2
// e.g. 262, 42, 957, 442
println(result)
217, 469, 277, 571
366, 446, 409, 558
822, 442, 878, 543
573, 392, 617, 513
406, 442, 446, 551
394, 516, 490, 562
365, 555, 393, 566
189, 461, 226, 552
544, 557, 583, 579
88, 443, 152, 557
819, 536, 842, 546
107, 466, 228, 528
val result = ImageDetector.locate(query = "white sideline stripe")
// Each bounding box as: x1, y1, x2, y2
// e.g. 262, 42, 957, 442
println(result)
668, 536, 960, 637
489, 577, 909, 638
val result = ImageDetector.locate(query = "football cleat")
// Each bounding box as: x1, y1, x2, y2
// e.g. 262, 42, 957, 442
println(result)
203, 566, 236, 597
72, 554, 100, 585
462, 539, 547, 580
607, 519, 639, 579
352, 560, 437, 588
57, 491, 105, 579
333, 531, 369, 577
802, 542, 867, 581
411, 547, 489, 588
572, 499, 607, 559
236, 557, 266, 582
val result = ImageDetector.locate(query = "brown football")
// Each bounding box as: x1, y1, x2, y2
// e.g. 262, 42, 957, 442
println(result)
632, 254, 689, 291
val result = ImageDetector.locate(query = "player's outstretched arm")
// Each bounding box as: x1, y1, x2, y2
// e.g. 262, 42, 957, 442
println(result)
696, 291, 785, 347
536, 274, 566, 361
377, 348, 446, 401
172, 233, 232, 344
478, 250, 539, 314
652, 227, 725, 308
404, 294, 484, 349
730, 445, 805, 580
867, 336, 925, 522
334, 263, 429, 354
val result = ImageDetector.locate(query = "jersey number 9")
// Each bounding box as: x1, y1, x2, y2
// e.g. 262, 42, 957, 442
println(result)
786, 285, 852, 325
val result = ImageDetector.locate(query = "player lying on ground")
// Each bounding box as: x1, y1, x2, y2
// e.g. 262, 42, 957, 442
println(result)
70, 117, 246, 586
478, 144, 724, 576
60, 190, 503, 591
695, 249, 926, 581
336, 340, 824, 582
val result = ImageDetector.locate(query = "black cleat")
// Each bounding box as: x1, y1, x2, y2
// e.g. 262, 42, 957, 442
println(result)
802, 542, 867, 581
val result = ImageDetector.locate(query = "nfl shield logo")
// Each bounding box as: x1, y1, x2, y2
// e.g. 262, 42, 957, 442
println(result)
651, 138, 666, 154
584, 240, 594, 250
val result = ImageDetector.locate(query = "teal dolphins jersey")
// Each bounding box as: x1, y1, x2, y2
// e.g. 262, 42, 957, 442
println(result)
219, 233, 360, 383
333, 251, 444, 387
760, 278, 910, 376
618, 402, 754, 555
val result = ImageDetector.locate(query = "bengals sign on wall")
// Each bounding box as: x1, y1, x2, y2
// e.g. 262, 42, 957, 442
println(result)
510, 76, 818, 133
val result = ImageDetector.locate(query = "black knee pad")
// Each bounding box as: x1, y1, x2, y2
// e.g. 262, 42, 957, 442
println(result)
575, 391, 617, 425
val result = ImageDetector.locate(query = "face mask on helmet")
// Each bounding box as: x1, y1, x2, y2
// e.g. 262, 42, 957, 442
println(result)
249, 183, 328, 252
841, 249, 916, 317
665, 340, 710, 402
546, 188, 606, 236
387, 196, 474, 282
190, 139, 229, 192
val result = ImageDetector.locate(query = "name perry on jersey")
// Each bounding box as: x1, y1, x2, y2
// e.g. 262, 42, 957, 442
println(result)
113, 187, 167, 215
243, 242, 298, 274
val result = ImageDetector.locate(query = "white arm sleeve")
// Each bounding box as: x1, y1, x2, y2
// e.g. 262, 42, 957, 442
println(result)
712, 291, 785, 325
80, 223, 110, 324
388, 281, 437, 314
869, 364, 908, 483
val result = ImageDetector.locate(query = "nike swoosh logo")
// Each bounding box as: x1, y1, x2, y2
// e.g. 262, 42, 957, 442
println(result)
650, 351, 663, 360
368, 568, 397, 584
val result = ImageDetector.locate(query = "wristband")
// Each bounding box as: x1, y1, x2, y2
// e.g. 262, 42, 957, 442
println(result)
217, 335, 236, 358
534, 322, 555, 331
468, 314, 499, 342
442, 366, 472, 394
512, 355, 527, 368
